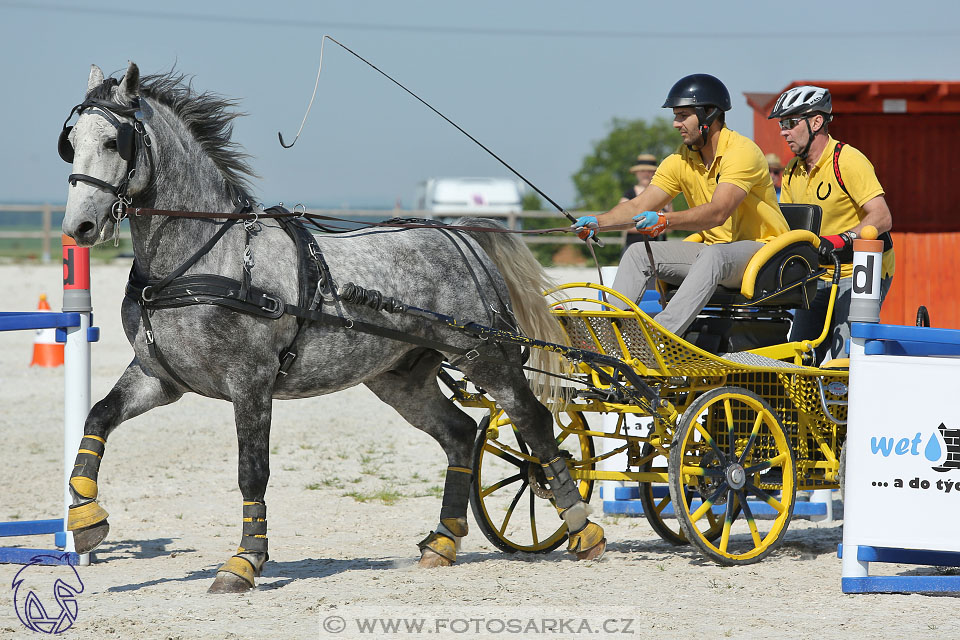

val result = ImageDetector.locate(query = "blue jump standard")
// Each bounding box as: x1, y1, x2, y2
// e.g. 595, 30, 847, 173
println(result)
838, 544, 960, 594
0, 311, 86, 566
602, 485, 829, 517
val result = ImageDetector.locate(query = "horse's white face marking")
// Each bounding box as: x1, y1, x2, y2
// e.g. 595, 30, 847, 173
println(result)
62, 62, 145, 248
63, 113, 129, 246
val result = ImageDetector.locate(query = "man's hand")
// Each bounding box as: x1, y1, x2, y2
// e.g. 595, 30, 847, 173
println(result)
818, 232, 855, 263
572, 215, 599, 240
633, 211, 668, 238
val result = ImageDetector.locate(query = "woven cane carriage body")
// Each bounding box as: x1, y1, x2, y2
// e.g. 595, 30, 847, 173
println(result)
458, 282, 848, 565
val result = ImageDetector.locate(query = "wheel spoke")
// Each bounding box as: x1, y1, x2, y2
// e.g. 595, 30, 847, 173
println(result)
498, 479, 529, 536
744, 481, 785, 514
689, 498, 715, 523
693, 421, 727, 465
736, 488, 762, 547
529, 489, 539, 545
737, 414, 765, 465
654, 491, 672, 516
480, 472, 524, 498
484, 441, 533, 466
514, 426, 530, 456
723, 399, 736, 458
744, 452, 788, 476
719, 488, 735, 553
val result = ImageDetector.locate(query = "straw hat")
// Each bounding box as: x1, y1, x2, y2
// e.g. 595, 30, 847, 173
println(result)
764, 152, 783, 171
630, 153, 658, 173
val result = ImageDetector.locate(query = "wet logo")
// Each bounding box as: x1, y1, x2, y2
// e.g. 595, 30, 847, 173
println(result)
869, 423, 960, 472
12, 554, 83, 634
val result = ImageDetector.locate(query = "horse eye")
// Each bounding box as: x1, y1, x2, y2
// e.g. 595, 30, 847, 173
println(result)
104, 139, 118, 150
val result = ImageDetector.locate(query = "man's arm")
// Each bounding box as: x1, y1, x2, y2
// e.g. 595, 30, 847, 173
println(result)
595, 185, 674, 227
851, 195, 893, 235
665, 183, 747, 231
593, 182, 746, 232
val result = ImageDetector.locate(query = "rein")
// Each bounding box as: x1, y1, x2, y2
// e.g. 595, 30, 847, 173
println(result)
126, 206, 636, 238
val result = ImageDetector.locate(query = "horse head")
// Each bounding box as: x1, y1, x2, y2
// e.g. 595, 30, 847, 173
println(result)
61, 62, 153, 246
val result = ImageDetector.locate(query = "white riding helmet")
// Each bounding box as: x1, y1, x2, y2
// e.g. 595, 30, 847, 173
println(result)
768, 85, 833, 120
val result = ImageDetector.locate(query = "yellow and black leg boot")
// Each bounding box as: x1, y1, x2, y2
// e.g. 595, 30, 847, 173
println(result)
209, 501, 268, 593
67, 435, 110, 554
418, 466, 472, 567
541, 456, 606, 560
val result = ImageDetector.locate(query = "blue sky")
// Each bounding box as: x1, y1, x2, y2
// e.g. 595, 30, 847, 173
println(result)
2, 1, 958, 209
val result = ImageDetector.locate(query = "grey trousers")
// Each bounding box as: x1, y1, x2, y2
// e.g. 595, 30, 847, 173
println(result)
611, 239, 764, 335
789, 275, 893, 365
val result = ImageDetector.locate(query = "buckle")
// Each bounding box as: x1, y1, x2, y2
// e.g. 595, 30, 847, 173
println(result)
278, 351, 297, 376
141, 285, 154, 302
145, 330, 154, 345
260, 294, 283, 317
464, 349, 480, 361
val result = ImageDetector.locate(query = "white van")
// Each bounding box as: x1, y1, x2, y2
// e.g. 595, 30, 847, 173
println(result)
415, 177, 524, 227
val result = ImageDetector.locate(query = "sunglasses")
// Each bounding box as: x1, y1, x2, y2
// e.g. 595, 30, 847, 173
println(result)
778, 117, 809, 130
770, 169, 783, 175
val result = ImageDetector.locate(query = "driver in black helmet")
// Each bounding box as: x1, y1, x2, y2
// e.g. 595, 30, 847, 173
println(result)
574, 74, 788, 336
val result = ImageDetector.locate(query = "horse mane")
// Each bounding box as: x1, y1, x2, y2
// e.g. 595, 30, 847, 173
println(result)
88, 71, 258, 201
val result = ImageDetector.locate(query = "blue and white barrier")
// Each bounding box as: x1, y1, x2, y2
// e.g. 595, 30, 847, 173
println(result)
841, 322, 960, 593
0, 236, 98, 566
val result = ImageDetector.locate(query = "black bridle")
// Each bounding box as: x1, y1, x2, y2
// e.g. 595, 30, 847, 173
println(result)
58, 96, 153, 221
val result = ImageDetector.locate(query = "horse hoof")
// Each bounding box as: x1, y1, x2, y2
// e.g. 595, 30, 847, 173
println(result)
418, 549, 453, 568
208, 572, 254, 594
72, 521, 110, 554
576, 538, 606, 562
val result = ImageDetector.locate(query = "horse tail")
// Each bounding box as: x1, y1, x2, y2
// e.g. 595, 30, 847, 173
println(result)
456, 218, 568, 405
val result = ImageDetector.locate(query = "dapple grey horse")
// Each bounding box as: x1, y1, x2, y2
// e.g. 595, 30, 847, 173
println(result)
59, 62, 605, 593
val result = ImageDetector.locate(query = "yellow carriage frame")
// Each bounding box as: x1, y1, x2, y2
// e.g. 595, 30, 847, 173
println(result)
457, 281, 849, 565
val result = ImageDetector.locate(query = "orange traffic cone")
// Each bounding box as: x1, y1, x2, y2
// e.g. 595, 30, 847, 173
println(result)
30, 294, 64, 367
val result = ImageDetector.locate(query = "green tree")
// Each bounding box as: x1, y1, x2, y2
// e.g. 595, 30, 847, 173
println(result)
568, 116, 688, 264
572, 116, 679, 211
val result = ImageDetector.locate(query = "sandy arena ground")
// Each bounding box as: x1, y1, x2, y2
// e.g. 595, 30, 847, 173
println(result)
0, 261, 956, 639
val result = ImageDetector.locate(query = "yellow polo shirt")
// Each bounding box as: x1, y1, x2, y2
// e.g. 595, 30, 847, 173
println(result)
780, 135, 895, 280
651, 127, 788, 244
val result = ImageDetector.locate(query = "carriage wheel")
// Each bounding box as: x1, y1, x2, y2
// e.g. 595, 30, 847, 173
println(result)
637, 441, 728, 546
668, 387, 796, 565
470, 409, 594, 554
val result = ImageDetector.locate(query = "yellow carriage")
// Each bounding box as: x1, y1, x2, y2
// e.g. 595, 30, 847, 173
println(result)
451, 206, 852, 566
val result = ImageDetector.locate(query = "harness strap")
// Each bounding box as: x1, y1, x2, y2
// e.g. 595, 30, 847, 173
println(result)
281, 302, 503, 366
832, 142, 894, 254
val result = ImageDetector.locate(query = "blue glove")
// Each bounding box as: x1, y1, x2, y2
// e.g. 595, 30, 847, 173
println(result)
572, 215, 599, 240
632, 210, 668, 238
632, 211, 660, 230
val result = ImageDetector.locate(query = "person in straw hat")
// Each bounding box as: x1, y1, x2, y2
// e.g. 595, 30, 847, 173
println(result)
765, 152, 783, 201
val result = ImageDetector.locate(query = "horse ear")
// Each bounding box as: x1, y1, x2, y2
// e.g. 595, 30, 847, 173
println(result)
119, 61, 141, 99
87, 65, 104, 93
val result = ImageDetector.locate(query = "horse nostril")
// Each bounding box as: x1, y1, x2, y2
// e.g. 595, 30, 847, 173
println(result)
77, 221, 96, 237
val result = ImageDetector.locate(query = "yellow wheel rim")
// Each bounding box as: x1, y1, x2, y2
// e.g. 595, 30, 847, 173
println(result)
670, 387, 795, 565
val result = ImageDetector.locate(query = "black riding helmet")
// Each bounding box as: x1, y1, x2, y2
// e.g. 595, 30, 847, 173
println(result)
662, 74, 731, 149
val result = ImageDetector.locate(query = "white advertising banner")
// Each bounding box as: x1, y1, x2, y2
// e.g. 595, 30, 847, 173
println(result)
844, 352, 960, 552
